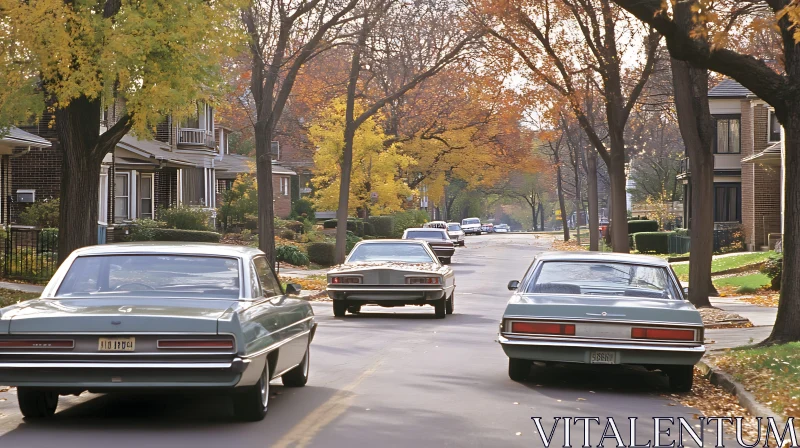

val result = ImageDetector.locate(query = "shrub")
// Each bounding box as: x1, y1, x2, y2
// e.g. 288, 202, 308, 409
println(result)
159, 205, 211, 231
307, 242, 336, 266
243, 214, 259, 231
368, 216, 394, 237
127, 228, 220, 243
627, 220, 659, 234
675, 228, 690, 237
290, 198, 316, 221
392, 210, 429, 237
323, 219, 337, 229
362, 221, 375, 236
276, 245, 309, 266
127, 219, 164, 242
19, 199, 59, 228
346, 231, 362, 253
761, 252, 783, 291
284, 220, 305, 234
38, 228, 59, 252
632, 232, 673, 254
322, 219, 364, 235
280, 229, 296, 240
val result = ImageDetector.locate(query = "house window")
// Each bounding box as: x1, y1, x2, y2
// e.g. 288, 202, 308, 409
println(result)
185, 104, 200, 129
714, 116, 741, 154
769, 111, 781, 142
279, 177, 289, 196
714, 184, 741, 223
114, 172, 130, 221
140, 173, 154, 219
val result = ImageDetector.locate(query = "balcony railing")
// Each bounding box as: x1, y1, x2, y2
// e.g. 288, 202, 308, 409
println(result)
178, 128, 215, 147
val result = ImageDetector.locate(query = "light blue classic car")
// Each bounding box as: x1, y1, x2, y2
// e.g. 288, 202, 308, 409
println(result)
499, 252, 704, 391
0, 243, 315, 421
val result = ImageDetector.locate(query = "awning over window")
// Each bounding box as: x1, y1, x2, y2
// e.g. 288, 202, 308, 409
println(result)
742, 142, 782, 166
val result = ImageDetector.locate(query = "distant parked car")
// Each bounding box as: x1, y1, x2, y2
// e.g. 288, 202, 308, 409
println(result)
446, 222, 466, 246
423, 221, 448, 230
461, 217, 482, 235
403, 228, 455, 264
481, 223, 494, 233
494, 224, 510, 233
499, 251, 704, 392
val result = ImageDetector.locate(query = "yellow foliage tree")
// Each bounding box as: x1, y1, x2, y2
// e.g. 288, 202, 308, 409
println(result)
310, 98, 415, 216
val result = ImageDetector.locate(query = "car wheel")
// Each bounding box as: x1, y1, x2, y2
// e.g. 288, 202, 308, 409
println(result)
333, 301, 347, 317
347, 304, 361, 314
17, 388, 58, 419
666, 365, 694, 392
434, 297, 446, 319
446, 293, 454, 315
508, 358, 531, 382
282, 345, 310, 387
233, 366, 269, 421
459, 240, 465, 246
442, 257, 451, 265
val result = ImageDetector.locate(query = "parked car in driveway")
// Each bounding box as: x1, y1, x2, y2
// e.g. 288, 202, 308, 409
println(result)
499, 252, 704, 391
326, 240, 456, 318
446, 222, 465, 246
0, 242, 316, 421
494, 224, 510, 233
461, 217, 482, 235
402, 228, 455, 264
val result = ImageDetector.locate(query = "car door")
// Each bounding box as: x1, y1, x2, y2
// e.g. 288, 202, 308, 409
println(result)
252, 256, 309, 375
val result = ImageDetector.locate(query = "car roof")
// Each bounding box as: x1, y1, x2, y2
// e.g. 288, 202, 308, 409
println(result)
70, 242, 264, 258
536, 251, 669, 267
405, 227, 446, 232
427, 221, 447, 224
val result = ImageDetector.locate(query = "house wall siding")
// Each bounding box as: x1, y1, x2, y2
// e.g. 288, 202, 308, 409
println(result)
10, 145, 63, 223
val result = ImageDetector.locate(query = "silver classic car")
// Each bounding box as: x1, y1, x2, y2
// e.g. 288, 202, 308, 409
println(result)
326, 240, 456, 318
499, 252, 704, 391
402, 228, 455, 264
0, 243, 315, 421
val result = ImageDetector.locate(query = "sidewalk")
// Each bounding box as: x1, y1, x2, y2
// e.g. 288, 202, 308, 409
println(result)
277, 267, 329, 278
705, 296, 776, 351
670, 251, 761, 266
0, 281, 44, 294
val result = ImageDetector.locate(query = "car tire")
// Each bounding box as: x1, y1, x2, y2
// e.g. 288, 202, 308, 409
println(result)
446, 293, 454, 315
666, 365, 694, 392
282, 345, 310, 387
17, 388, 58, 419
347, 304, 361, 314
333, 301, 347, 317
442, 257, 452, 265
434, 297, 446, 319
508, 358, 531, 382
459, 241, 465, 246
233, 366, 269, 421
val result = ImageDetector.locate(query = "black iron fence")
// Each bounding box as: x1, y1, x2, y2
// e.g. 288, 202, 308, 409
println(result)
3, 226, 59, 282
667, 224, 745, 255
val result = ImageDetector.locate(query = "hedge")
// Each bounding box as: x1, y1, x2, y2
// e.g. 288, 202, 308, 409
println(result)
135, 228, 221, 243
627, 220, 659, 234
368, 216, 394, 237
307, 242, 336, 266
321, 219, 374, 236
632, 231, 673, 254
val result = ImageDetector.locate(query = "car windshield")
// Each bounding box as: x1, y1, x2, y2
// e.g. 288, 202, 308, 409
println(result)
462, 218, 480, 225
406, 230, 446, 240
55, 255, 241, 299
448, 224, 461, 231
525, 261, 678, 299
348, 243, 435, 263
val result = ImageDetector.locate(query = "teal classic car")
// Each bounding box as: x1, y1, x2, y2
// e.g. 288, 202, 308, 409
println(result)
499, 252, 704, 391
0, 243, 315, 421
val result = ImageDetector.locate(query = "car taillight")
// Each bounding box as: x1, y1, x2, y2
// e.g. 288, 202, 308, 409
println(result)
157, 339, 235, 349
406, 277, 441, 284
0, 340, 74, 349
331, 276, 361, 284
511, 322, 575, 336
631, 327, 695, 341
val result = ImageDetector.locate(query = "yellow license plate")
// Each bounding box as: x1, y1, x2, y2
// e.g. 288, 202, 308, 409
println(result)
98, 337, 135, 352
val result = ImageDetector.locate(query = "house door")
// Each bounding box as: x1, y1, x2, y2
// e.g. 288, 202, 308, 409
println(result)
713, 183, 741, 223
140, 173, 154, 219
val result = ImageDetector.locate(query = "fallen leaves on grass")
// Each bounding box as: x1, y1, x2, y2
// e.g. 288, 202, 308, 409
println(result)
698, 307, 754, 329
280, 275, 327, 292
675, 368, 760, 441
741, 295, 779, 308
550, 239, 586, 252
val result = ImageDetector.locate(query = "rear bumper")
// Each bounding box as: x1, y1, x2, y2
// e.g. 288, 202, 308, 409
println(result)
498, 335, 705, 366
327, 286, 447, 303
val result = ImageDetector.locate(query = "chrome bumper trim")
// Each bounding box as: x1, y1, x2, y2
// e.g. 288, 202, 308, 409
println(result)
0, 358, 249, 371
327, 287, 445, 292
498, 335, 706, 353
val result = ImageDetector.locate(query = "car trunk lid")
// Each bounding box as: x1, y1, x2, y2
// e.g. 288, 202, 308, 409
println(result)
7, 297, 238, 334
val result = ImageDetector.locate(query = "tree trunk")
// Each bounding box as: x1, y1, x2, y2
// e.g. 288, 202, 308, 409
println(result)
587, 152, 600, 251
607, 138, 630, 252
56, 96, 104, 260
539, 203, 545, 231
254, 120, 277, 265
766, 100, 800, 343
573, 148, 582, 246
556, 164, 570, 241
530, 197, 537, 231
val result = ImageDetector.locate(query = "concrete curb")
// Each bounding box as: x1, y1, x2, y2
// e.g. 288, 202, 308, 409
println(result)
696, 359, 785, 425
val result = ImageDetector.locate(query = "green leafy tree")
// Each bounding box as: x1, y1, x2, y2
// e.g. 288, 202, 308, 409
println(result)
219, 171, 259, 230
0, 0, 244, 258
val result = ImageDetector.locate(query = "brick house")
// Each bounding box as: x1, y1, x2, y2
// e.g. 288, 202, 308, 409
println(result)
678, 79, 784, 250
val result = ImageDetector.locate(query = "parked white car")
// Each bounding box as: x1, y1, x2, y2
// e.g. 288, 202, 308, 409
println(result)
494, 224, 510, 233
461, 217, 482, 235
446, 222, 465, 246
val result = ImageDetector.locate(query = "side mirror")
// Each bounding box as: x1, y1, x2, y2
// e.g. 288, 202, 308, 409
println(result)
285, 283, 302, 295
683, 286, 689, 297
508, 280, 520, 291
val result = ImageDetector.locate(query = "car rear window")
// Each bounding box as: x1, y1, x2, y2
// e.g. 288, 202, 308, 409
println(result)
525, 261, 678, 299
462, 218, 480, 225
448, 224, 461, 231
347, 243, 435, 263
56, 255, 241, 299
405, 230, 447, 240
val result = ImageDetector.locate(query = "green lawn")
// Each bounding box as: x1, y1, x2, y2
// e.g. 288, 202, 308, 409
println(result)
712, 272, 771, 291
0, 288, 41, 308
716, 342, 800, 416
671, 251, 773, 279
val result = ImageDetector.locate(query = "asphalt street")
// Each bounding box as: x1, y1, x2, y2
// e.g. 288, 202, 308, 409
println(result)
0, 234, 708, 448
